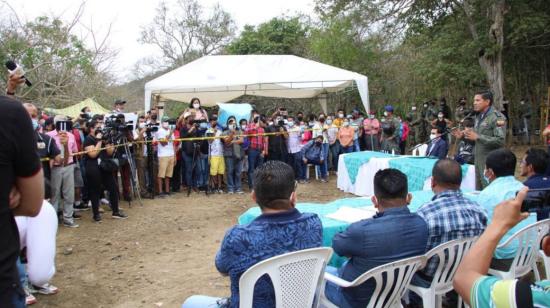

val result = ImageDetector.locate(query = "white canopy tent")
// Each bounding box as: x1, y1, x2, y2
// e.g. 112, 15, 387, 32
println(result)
144, 55, 369, 112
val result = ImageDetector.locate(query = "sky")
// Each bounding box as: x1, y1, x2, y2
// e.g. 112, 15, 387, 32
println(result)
6, 0, 315, 81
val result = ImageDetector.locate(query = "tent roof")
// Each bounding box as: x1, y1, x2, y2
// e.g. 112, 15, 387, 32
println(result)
144, 55, 369, 112
45, 98, 110, 118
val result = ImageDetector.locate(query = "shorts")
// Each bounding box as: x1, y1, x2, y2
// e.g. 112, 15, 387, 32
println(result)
74, 163, 84, 188
210, 156, 225, 176
158, 156, 175, 178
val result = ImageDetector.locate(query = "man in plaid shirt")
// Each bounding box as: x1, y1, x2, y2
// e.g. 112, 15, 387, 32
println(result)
245, 116, 268, 189
410, 159, 487, 302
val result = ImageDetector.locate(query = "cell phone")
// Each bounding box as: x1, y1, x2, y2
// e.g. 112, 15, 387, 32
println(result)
55, 120, 73, 132
517, 188, 550, 213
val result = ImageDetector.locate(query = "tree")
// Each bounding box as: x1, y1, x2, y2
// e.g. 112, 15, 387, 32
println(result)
0, 2, 116, 108
225, 16, 310, 56
139, 0, 236, 68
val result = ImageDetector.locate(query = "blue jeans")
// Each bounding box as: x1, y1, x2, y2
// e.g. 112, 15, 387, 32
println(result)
182, 151, 196, 188
225, 156, 243, 192
341, 145, 354, 153
182, 295, 224, 307
324, 266, 353, 308
288, 152, 304, 180
302, 158, 327, 179
197, 154, 208, 187
322, 143, 329, 174
329, 142, 341, 171
247, 149, 264, 188
353, 139, 360, 152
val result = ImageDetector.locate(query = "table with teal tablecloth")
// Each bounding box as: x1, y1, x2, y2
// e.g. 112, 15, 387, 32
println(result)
238, 190, 480, 266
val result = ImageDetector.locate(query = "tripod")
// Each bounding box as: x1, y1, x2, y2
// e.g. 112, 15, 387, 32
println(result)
187, 142, 209, 197
116, 135, 143, 207
145, 135, 155, 199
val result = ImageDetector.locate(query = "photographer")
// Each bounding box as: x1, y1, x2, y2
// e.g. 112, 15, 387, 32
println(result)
133, 116, 151, 197
84, 121, 127, 221
265, 108, 288, 162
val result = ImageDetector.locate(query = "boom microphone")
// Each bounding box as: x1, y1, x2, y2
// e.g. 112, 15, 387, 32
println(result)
5, 60, 32, 87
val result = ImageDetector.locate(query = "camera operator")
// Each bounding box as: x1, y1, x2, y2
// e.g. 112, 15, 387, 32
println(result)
110, 114, 134, 202
84, 121, 128, 221
265, 109, 288, 162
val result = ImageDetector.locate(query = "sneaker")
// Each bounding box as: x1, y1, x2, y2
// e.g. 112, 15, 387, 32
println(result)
236, 190, 244, 194
63, 221, 79, 228
227, 190, 234, 194
32, 283, 59, 295
93, 214, 102, 223
74, 203, 89, 211
112, 211, 128, 219
100, 198, 110, 205
217, 189, 224, 194
25, 286, 37, 305
157, 193, 167, 198
320, 178, 328, 183
72, 213, 82, 220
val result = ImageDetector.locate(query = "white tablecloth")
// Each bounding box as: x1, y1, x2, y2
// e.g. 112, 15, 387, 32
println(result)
337, 153, 476, 196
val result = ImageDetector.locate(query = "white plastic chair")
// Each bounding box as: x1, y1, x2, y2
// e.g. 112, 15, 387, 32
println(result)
305, 164, 320, 180
533, 219, 550, 281
320, 255, 426, 308
489, 219, 550, 280
408, 237, 478, 308
239, 247, 333, 308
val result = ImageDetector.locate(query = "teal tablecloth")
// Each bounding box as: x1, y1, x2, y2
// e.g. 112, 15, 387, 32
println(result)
343, 151, 393, 184
388, 157, 471, 192
238, 190, 479, 266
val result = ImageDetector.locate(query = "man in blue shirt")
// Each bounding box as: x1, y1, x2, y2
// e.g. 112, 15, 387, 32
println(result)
426, 127, 448, 159
300, 135, 328, 182
476, 149, 536, 270
520, 148, 550, 220
324, 169, 428, 308
181, 161, 323, 308
410, 159, 487, 306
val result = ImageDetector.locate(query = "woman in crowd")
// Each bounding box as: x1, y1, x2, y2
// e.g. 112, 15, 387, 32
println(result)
223, 117, 245, 194
186, 97, 209, 121
83, 121, 127, 221
326, 115, 340, 172
337, 118, 355, 153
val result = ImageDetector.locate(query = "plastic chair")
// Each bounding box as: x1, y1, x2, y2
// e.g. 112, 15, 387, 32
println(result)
489, 219, 550, 280
320, 255, 426, 308
305, 164, 320, 180
408, 237, 478, 308
239, 247, 333, 308
533, 219, 550, 281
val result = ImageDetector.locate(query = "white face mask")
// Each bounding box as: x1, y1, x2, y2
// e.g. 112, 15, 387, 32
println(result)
326, 119, 332, 125
338, 113, 344, 119
383, 111, 388, 117
369, 114, 375, 119
287, 121, 294, 127
412, 107, 416, 111
193, 103, 200, 109
343, 122, 350, 127
268, 121, 274, 126
430, 134, 437, 140
228, 124, 236, 130
138, 122, 146, 129
162, 122, 169, 129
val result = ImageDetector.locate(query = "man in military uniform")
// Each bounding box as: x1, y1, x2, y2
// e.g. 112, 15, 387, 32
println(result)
452, 90, 506, 190
455, 97, 472, 123
380, 105, 401, 153
407, 106, 419, 146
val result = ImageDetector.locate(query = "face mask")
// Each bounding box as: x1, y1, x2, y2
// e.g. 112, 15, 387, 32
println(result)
326, 119, 332, 125
32, 119, 39, 130
137, 122, 145, 129
424, 104, 428, 108
430, 134, 437, 140
438, 115, 444, 119
287, 121, 294, 127
240, 123, 247, 128
412, 107, 416, 111
200, 122, 208, 129
343, 122, 350, 127
228, 124, 235, 130
483, 169, 491, 184
268, 121, 274, 126
193, 103, 200, 109
338, 113, 344, 119
383, 111, 388, 117
162, 122, 169, 129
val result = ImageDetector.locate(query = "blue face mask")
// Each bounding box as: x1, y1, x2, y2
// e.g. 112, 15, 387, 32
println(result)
32, 119, 39, 131
483, 169, 491, 184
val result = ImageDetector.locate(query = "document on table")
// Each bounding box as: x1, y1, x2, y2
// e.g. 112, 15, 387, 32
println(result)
326, 207, 378, 223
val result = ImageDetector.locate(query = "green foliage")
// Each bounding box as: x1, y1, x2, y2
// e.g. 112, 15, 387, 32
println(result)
226, 16, 310, 56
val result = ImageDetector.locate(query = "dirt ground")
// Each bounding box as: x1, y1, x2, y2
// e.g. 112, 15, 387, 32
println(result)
34, 144, 541, 308
35, 174, 350, 308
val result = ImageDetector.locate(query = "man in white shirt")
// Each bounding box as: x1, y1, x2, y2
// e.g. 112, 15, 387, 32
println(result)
154, 116, 176, 197
286, 116, 303, 181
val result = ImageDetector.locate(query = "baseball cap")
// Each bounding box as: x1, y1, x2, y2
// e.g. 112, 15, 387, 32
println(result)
114, 99, 126, 105
384, 105, 394, 112
161, 115, 170, 122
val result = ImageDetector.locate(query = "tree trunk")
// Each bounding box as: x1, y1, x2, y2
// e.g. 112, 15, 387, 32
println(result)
478, 0, 506, 111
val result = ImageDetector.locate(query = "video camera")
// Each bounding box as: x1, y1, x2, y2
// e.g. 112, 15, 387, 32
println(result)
193, 119, 208, 130
519, 188, 550, 213
55, 120, 73, 132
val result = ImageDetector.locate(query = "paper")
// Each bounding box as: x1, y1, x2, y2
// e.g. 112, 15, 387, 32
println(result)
326, 206, 377, 223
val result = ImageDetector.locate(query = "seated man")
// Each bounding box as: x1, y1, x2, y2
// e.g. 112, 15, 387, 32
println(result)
476, 149, 536, 269
520, 148, 550, 220
324, 169, 428, 308
454, 187, 550, 308
426, 127, 448, 159
410, 159, 487, 303
182, 161, 323, 308
454, 117, 475, 165
300, 135, 328, 183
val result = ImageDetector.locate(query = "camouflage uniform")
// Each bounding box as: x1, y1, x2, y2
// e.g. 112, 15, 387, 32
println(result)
455, 105, 473, 123
473, 107, 507, 190
410, 110, 427, 145
380, 116, 401, 153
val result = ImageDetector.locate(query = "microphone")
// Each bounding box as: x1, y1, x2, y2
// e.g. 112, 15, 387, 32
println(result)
5, 60, 32, 87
